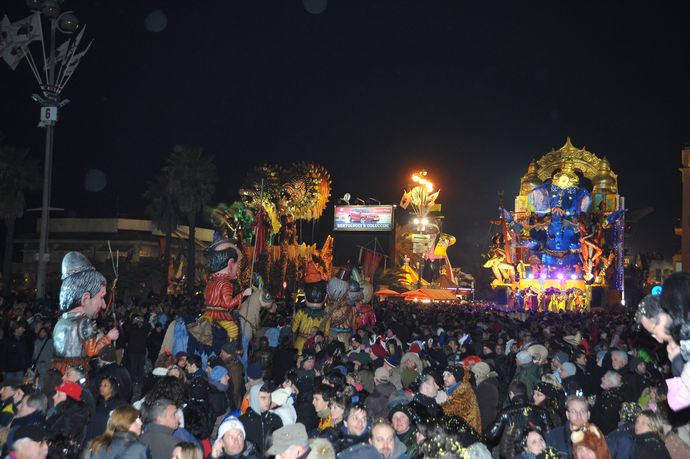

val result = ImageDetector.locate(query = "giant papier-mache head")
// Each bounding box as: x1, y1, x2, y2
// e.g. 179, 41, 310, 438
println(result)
207, 233, 242, 273
59, 251, 107, 312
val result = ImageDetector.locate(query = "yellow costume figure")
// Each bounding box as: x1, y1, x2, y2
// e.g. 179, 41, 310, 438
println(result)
548, 295, 558, 312
292, 305, 330, 354
293, 262, 329, 354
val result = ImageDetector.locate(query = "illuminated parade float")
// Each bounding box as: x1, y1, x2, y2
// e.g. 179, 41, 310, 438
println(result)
486, 138, 625, 311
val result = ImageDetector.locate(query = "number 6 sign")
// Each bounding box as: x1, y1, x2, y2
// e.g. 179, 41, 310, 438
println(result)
40, 106, 58, 122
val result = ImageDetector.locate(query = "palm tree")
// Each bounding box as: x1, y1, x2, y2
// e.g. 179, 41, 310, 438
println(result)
165, 146, 216, 296
0, 143, 41, 295
144, 173, 180, 295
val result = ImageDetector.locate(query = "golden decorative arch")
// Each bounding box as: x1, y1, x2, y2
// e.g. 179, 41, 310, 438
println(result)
533, 137, 618, 193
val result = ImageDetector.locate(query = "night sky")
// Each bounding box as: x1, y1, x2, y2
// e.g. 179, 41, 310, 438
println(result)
1, 1, 688, 272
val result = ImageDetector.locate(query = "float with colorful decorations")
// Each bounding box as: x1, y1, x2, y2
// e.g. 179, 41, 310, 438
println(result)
486, 138, 625, 311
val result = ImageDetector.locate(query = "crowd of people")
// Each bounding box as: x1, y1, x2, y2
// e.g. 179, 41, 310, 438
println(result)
1, 270, 690, 459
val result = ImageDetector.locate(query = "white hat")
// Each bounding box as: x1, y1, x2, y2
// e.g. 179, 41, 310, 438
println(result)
217, 417, 245, 441
271, 387, 292, 407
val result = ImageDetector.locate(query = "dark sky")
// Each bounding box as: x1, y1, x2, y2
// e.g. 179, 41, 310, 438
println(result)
1, 0, 688, 272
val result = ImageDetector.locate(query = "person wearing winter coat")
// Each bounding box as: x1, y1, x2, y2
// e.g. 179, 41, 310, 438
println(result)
592, 371, 625, 435
270, 387, 296, 426
511, 351, 541, 399
388, 404, 417, 458
532, 381, 565, 428
0, 321, 32, 385
369, 420, 408, 459
45, 381, 90, 448
545, 396, 591, 459
2, 391, 47, 453
209, 416, 259, 459
139, 398, 181, 459
485, 381, 552, 459
292, 374, 318, 432
84, 405, 149, 459
238, 382, 282, 457
407, 373, 443, 423
85, 376, 128, 443
632, 410, 672, 459
441, 366, 482, 433
606, 402, 641, 459
472, 361, 500, 431
208, 366, 233, 425
334, 403, 370, 453
400, 352, 423, 390
365, 367, 397, 421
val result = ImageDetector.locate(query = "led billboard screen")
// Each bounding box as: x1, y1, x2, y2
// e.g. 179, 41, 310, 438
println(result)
333, 205, 394, 231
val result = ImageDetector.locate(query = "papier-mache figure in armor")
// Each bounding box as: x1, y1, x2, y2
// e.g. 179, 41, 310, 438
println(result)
292, 261, 329, 354
52, 252, 119, 374
202, 235, 250, 341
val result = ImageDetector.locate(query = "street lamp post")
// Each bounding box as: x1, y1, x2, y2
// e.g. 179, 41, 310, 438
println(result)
0, 1, 90, 298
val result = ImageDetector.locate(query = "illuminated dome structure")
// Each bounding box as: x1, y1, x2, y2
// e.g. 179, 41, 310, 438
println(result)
486, 138, 624, 311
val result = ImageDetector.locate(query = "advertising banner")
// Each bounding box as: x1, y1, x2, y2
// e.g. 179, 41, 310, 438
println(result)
333, 205, 394, 231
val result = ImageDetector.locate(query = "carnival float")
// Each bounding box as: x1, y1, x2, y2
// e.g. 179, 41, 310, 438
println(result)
389, 171, 472, 302
210, 161, 334, 295
485, 138, 625, 312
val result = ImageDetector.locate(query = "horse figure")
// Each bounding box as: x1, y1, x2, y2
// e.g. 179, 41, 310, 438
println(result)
237, 286, 276, 367
158, 284, 275, 365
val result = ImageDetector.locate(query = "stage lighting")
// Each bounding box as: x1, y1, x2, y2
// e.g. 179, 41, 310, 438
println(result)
556, 273, 564, 280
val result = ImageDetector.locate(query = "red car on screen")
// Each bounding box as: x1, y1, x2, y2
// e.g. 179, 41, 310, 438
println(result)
349, 208, 380, 223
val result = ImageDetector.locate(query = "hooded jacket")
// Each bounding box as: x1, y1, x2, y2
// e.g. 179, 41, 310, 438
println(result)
239, 385, 282, 457
511, 362, 541, 398
365, 381, 396, 421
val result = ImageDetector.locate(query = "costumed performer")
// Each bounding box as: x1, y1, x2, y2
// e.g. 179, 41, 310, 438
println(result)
202, 236, 250, 342
292, 261, 329, 354
51, 251, 119, 375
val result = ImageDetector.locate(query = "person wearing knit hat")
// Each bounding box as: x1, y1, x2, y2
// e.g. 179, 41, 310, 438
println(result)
471, 362, 492, 385
560, 362, 577, 378
384, 353, 403, 390
400, 352, 423, 388
513, 351, 540, 398
246, 362, 262, 381
365, 368, 395, 421
213, 416, 257, 458
384, 354, 400, 368
516, 350, 533, 366
527, 344, 549, 365
441, 366, 482, 433
207, 365, 232, 424
369, 342, 388, 360
471, 361, 500, 432
388, 404, 418, 457
552, 351, 570, 367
